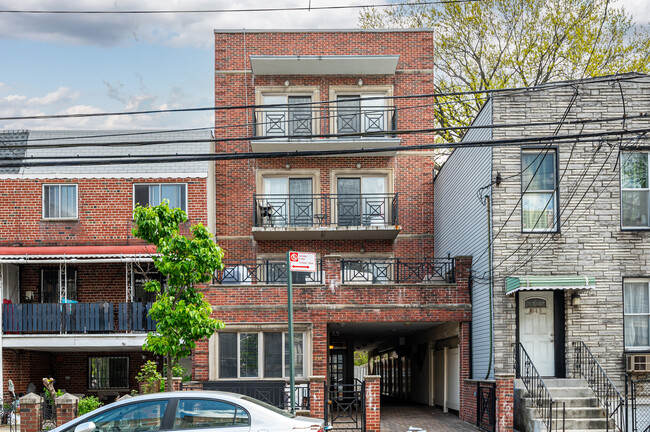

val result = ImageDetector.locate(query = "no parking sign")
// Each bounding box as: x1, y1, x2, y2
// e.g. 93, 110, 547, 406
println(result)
288, 251, 316, 272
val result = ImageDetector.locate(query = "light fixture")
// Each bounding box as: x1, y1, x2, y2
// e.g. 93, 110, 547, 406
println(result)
285, 163, 291, 170
360, 246, 366, 254
284, 80, 290, 87
358, 79, 363, 87
571, 292, 581, 307
356, 163, 362, 169
496, 172, 502, 186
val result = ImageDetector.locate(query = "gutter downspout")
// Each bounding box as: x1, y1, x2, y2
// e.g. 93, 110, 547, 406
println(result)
485, 195, 494, 380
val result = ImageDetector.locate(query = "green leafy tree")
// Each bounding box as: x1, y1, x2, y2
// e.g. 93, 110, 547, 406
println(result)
132, 201, 225, 391
360, 0, 650, 142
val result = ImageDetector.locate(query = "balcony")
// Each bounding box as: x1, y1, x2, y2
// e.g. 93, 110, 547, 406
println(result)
250, 104, 400, 156
2, 302, 155, 334
252, 193, 400, 240
214, 259, 323, 285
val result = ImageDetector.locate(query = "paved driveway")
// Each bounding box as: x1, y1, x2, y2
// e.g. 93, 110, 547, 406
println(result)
380, 402, 480, 432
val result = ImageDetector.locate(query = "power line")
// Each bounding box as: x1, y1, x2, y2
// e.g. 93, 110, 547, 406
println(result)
0, 0, 481, 14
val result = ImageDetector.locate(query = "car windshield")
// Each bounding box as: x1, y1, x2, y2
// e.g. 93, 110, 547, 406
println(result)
240, 396, 296, 419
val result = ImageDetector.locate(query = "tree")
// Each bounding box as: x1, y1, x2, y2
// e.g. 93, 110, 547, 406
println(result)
132, 201, 225, 391
360, 0, 650, 142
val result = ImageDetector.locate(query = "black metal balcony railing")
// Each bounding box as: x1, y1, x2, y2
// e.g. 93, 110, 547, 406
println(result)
254, 193, 398, 228
2, 302, 155, 334
214, 259, 323, 285
341, 258, 456, 284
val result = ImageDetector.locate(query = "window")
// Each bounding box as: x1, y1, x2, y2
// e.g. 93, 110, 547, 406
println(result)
173, 399, 250, 429
41, 268, 77, 303
336, 176, 388, 226
521, 149, 558, 232
89, 357, 129, 389
133, 267, 163, 303
218, 332, 306, 379
621, 152, 650, 228
262, 177, 313, 227
336, 93, 389, 135
43, 184, 77, 219
81, 400, 168, 432
260, 94, 313, 137
134, 184, 187, 212
625, 279, 650, 350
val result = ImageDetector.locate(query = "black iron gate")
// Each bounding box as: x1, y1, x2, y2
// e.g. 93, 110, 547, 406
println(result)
325, 380, 365, 431
476, 381, 496, 432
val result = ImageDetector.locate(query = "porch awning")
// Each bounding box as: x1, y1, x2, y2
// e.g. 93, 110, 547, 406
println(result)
505, 275, 595, 295
0, 245, 156, 263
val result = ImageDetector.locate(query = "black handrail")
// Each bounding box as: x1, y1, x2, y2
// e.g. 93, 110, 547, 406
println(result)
514, 343, 565, 432
340, 258, 455, 284
214, 259, 323, 285
573, 341, 625, 431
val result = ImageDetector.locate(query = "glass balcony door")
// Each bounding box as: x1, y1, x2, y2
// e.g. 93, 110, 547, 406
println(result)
336, 94, 386, 135
263, 178, 313, 227
337, 177, 387, 226
262, 95, 312, 137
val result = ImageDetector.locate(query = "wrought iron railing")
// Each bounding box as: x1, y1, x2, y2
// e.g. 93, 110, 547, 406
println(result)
325, 380, 365, 430
341, 258, 455, 284
573, 341, 625, 431
214, 259, 323, 285
2, 302, 155, 334
514, 343, 565, 432
200, 380, 310, 411
476, 381, 496, 432
254, 193, 398, 228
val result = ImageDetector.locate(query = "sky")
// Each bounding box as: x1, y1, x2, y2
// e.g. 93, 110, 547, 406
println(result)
0, 0, 648, 131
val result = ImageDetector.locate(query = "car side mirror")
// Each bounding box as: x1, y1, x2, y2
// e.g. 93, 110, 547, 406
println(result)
74, 421, 97, 432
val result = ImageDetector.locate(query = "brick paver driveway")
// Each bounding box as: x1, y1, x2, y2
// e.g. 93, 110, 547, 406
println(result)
380, 402, 480, 432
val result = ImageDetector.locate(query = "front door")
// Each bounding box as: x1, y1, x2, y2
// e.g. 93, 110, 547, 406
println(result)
519, 291, 555, 376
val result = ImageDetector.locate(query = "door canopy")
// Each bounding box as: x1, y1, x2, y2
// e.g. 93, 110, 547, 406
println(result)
506, 275, 595, 295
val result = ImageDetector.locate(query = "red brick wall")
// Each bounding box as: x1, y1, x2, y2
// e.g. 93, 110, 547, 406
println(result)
0, 177, 207, 247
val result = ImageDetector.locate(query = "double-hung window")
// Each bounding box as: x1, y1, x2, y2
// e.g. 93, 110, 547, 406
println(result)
43, 184, 77, 219
262, 177, 313, 227
89, 356, 129, 389
134, 184, 187, 212
218, 332, 305, 379
521, 149, 558, 232
336, 176, 388, 226
336, 93, 389, 135
624, 279, 650, 350
621, 152, 650, 228
261, 94, 313, 137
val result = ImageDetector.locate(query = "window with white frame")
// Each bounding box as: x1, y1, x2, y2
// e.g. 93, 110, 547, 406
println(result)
336, 176, 389, 226
43, 184, 77, 219
261, 177, 313, 227
89, 356, 129, 389
621, 152, 650, 228
335, 93, 390, 135
134, 184, 187, 212
521, 149, 558, 232
218, 332, 305, 379
260, 94, 313, 137
625, 279, 650, 349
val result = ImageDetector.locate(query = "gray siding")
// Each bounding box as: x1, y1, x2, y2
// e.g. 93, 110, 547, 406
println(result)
434, 100, 493, 379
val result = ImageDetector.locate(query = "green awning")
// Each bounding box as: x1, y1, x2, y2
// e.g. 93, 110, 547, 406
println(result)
505, 276, 596, 295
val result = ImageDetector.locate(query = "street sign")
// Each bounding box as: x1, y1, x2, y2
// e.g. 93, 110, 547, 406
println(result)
288, 251, 317, 272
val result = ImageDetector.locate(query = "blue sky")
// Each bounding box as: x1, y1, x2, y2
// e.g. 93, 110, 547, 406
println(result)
0, 0, 648, 131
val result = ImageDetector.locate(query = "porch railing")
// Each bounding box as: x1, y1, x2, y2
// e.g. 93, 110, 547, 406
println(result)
214, 259, 323, 285
572, 341, 625, 431
253, 193, 398, 228
514, 342, 565, 432
341, 258, 455, 284
199, 380, 310, 411
2, 302, 155, 334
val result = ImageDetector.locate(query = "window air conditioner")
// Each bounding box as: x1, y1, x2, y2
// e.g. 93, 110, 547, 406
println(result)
626, 354, 650, 372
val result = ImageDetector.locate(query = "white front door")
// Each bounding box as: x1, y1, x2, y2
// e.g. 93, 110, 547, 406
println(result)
519, 291, 555, 377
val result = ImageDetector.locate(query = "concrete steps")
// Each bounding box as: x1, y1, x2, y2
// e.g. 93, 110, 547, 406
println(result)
514, 378, 616, 432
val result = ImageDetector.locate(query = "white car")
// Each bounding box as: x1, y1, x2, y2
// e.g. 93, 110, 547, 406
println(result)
52, 391, 326, 432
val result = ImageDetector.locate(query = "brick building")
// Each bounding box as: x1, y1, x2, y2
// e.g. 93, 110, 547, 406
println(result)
0, 129, 214, 401
434, 74, 650, 431
201, 29, 475, 427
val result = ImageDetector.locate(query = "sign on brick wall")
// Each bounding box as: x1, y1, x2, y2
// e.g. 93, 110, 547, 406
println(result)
288, 251, 316, 272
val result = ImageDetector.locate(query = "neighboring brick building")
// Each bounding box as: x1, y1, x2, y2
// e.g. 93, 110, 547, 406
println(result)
203, 29, 474, 426
0, 129, 214, 401
434, 73, 650, 431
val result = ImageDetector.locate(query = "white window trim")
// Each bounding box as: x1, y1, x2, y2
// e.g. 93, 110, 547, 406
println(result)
255, 86, 320, 137
132, 183, 189, 216
330, 168, 394, 225
329, 85, 394, 135
624, 278, 650, 351
210, 326, 312, 381
521, 149, 558, 233
621, 151, 650, 230
42, 183, 78, 220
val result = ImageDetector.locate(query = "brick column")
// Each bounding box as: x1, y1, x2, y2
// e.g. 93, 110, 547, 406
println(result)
309, 376, 326, 419
495, 374, 514, 432
364, 375, 380, 432
322, 255, 341, 286
19, 393, 43, 432
55, 393, 79, 427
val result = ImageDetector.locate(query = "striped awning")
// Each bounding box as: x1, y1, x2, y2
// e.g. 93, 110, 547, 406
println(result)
505, 275, 596, 295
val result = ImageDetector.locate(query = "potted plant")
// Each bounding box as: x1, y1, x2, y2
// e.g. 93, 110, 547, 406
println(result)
136, 361, 163, 394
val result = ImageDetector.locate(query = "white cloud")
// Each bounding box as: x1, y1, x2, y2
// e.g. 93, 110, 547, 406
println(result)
5, 95, 27, 102
27, 87, 80, 105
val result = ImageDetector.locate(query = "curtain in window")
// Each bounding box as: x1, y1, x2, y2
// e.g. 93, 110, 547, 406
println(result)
362, 177, 387, 225
625, 281, 649, 347
60, 185, 77, 218
264, 178, 288, 227
262, 95, 287, 136
161, 185, 186, 211
522, 151, 556, 230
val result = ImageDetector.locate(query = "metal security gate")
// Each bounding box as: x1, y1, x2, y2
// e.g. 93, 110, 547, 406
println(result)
476, 381, 496, 432
325, 381, 365, 431
628, 378, 650, 432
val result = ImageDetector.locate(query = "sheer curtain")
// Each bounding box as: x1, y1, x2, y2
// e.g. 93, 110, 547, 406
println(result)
625, 281, 649, 348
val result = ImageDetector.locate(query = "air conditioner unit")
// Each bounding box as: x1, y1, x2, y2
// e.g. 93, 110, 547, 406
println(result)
626, 354, 650, 372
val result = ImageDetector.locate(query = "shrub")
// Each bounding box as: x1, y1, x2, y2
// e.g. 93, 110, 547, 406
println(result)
77, 396, 103, 416
136, 361, 163, 393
